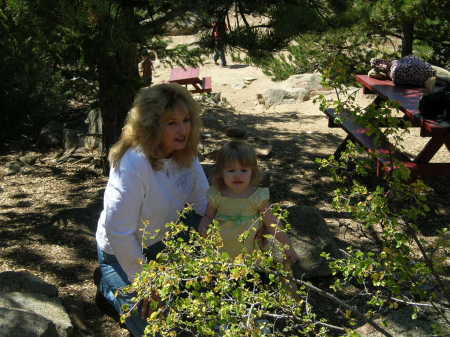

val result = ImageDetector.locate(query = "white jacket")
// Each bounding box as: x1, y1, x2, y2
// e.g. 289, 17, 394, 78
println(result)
96, 148, 209, 282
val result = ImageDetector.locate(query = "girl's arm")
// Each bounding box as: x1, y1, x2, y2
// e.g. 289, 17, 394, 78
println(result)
198, 204, 217, 237
260, 201, 299, 265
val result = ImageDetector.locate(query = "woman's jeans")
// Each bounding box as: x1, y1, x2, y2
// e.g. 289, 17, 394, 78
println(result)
96, 211, 201, 337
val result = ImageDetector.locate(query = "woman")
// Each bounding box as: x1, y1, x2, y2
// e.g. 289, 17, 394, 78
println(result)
95, 83, 209, 336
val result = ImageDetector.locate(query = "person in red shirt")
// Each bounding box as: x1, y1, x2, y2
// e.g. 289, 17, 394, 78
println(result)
138, 51, 156, 86
212, 18, 227, 67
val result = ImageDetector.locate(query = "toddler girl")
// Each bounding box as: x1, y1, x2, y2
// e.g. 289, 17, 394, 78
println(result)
199, 140, 298, 264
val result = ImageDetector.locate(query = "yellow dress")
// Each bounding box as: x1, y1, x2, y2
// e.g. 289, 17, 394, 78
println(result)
208, 186, 270, 258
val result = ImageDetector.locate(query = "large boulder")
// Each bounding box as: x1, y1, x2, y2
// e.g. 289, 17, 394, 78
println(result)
261, 88, 308, 107
0, 271, 73, 337
0, 292, 73, 337
284, 73, 323, 91
258, 73, 329, 108
0, 307, 59, 337
286, 206, 340, 279
37, 121, 63, 149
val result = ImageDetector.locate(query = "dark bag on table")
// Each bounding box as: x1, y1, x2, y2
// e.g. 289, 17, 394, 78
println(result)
390, 55, 435, 87
419, 85, 450, 122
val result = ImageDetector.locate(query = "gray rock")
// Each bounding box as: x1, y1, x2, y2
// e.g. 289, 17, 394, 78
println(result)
262, 88, 308, 107
258, 73, 325, 108
262, 88, 287, 107
284, 73, 323, 91
0, 271, 58, 297
62, 129, 80, 151
285, 88, 308, 101
83, 108, 102, 151
0, 307, 59, 337
286, 206, 339, 278
38, 121, 63, 149
0, 292, 73, 337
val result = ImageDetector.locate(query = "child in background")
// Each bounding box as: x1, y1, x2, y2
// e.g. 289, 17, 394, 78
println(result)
199, 140, 298, 265
138, 51, 155, 86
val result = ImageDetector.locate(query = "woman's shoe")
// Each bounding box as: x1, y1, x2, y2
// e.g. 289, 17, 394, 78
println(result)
95, 288, 121, 323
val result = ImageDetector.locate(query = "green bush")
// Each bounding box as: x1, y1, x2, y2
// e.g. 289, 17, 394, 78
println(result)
127, 208, 330, 337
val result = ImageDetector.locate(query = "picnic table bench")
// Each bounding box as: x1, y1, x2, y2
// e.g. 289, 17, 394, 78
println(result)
168, 67, 212, 94
324, 108, 417, 176
323, 75, 450, 177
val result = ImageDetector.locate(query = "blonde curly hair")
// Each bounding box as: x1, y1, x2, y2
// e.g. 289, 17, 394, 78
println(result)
109, 83, 202, 170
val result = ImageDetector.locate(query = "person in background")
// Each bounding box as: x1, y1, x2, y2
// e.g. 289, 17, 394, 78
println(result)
138, 51, 156, 86
212, 16, 228, 67
95, 83, 209, 337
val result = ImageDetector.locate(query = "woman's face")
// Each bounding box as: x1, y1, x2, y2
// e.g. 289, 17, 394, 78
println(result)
160, 107, 192, 157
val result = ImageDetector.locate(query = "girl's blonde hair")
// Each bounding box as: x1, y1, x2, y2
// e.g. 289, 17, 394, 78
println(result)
109, 83, 201, 170
212, 140, 262, 190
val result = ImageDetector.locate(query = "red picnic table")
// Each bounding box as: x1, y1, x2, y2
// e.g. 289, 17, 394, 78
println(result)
323, 75, 450, 177
354, 75, 450, 176
168, 67, 212, 94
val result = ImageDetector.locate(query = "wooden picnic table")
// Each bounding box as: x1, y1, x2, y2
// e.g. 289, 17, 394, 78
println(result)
323, 75, 450, 177
168, 67, 212, 94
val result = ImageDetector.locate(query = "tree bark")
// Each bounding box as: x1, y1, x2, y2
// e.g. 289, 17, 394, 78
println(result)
98, 50, 137, 160
401, 20, 414, 57
96, 6, 140, 172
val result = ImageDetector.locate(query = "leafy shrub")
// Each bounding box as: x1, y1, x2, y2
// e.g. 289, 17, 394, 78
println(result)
127, 208, 330, 337
314, 88, 450, 335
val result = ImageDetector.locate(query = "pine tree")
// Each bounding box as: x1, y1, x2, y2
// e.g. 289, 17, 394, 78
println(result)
348, 0, 449, 62
7, 0, 340, 166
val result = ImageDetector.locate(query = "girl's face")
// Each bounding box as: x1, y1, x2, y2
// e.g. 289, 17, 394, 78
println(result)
160, 107, 191, 157
222, 161, 252, 194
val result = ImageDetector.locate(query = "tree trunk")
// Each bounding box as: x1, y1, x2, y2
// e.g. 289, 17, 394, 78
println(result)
98, 50, 138, 162
401, 20, 414, 57
96, 7, 140, 173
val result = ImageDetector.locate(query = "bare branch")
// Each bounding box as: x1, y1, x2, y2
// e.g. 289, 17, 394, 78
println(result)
264, 313, 347, 332
295, 279, 395, 337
